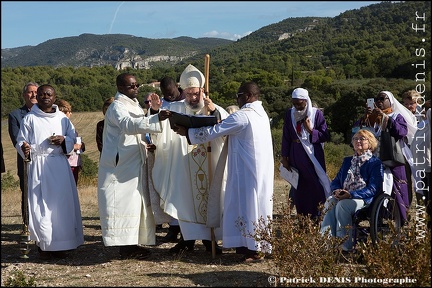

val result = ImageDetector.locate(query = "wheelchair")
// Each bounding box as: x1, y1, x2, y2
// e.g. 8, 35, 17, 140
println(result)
353, 189, 402, 247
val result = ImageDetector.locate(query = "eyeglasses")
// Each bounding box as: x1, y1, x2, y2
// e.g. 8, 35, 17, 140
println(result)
185, 91, 201, 98
374, 96, 388, 102
236, 92, 244, 98
123, 83, 140, 89
144, 100, 150, 104
352, 136, 368, 142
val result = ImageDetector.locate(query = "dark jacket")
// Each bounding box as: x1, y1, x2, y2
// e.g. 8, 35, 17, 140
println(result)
8, 105, 30, 178
330, 155, 384, 205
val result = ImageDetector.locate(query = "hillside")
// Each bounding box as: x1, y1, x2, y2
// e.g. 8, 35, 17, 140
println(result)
1, 1, 430, 144
1, 34, 233, 69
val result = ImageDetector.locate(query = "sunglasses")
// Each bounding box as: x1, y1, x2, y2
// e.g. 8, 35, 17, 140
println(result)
144, 100, 150, 104
374, 96, 388, 102
236, 92, 244, 98
123, 83, 140, 89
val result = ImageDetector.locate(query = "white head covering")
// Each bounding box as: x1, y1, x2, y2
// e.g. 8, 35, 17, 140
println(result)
380, 91, 417, 144
179, 64, 205, 89
292, 88, 313, 125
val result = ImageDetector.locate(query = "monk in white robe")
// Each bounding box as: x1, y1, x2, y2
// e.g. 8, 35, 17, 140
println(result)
174, 81, 274, 262
151, 64, 229, 253
97, 73, 171, 259
16, 84, 84, 258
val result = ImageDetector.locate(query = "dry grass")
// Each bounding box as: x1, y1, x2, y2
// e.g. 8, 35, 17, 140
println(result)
1, 184, 281, 287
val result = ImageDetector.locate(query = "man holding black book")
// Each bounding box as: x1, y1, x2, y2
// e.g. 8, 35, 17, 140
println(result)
174, 81, 274, 262
150, 64, 229, 255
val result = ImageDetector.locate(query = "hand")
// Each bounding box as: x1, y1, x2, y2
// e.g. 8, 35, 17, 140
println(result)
423, 99, 431, 111
158, 110, 171, 121
281, 158, 291, 171
333, 189, 351, 200
204, 97, 216, 113
303, 117, 312, 133
74, 143, 82, 151
21, 142, 31, 158
50, 135, 64, 146
150, 93, 162, 110
146, 143, 156, 153
173, 124, 187, 137
365, 106, 373, 115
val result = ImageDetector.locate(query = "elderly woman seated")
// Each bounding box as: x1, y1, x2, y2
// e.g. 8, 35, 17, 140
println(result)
320, 129, 384, 252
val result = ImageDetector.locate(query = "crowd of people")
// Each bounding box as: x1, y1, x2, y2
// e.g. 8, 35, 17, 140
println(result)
6, 65, 430, 262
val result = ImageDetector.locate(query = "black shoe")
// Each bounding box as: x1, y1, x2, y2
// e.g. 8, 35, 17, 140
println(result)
38, 247, 52, 260
169, 240, 195, 254
160, 225, 181, 243
202, 240, 223, 255
235, 246, 249, 254
51, 250, 69, 259
119, 245, 151, 260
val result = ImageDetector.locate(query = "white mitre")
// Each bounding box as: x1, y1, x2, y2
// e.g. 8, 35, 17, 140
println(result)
179, 64, 205, 89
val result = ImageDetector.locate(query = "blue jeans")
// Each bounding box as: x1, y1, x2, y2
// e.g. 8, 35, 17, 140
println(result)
320, 197, 366, 251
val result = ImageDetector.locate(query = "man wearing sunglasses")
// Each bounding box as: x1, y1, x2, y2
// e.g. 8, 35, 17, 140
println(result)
97, 73, 171, 260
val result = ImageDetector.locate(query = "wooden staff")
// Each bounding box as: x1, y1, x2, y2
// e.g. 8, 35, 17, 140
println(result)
20, 152, 31, 259
204, 54, 216, 258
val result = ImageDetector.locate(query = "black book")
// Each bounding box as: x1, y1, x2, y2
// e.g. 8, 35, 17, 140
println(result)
169, 111, 217, 128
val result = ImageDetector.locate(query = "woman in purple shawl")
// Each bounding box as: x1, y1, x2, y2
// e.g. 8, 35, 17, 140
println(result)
355, 91, 417, 223
281, 88, 331, 218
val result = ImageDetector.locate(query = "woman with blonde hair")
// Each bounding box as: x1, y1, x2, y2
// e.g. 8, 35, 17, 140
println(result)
320, 129, 383, 252
56, 99, 85, 185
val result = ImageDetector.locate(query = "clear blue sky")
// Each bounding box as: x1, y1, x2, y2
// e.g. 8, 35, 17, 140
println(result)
1, 1, 380, 49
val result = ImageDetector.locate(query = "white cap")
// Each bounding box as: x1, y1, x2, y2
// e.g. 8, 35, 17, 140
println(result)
292, 88, 309, 99
179, 64, 205, 89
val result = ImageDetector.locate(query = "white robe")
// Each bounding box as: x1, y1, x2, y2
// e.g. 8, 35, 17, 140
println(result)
188, 101, 274, 253
97, 92, 163, 246
151, 101, 228, 241
15, 104, 84, 251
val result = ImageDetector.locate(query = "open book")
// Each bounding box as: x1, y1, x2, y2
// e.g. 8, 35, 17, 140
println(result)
279, 163, 299, 189
169, 111, 217, 128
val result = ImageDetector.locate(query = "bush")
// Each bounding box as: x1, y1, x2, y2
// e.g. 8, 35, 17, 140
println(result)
358, 221, 431, 286
80, 154, 98, 178
78, 154, 98, 187
1, 171, 19, 190
251, 202, 431, 287
3, 270, 36, 287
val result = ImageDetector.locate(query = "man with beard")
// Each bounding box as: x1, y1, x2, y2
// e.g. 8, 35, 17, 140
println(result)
150, 64, 229, 254
281, 87, 331, 219
174, 81, 275, 262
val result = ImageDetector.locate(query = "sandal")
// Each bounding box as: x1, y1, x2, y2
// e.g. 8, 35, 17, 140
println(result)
243, 253, 264, 263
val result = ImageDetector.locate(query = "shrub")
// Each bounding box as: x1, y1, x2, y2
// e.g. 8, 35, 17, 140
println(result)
80, 154, 98, 178
358, 221, 431, 287
77, 154, 98, 187
3, 270, 36, 287
1, 171, 19, 190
